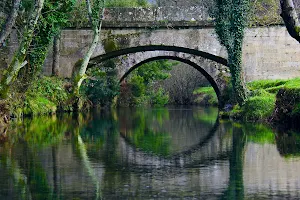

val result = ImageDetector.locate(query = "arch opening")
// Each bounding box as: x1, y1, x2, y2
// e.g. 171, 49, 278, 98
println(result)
119, 56, 222, 106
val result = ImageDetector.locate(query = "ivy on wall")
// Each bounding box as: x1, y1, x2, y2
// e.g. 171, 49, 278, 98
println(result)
213, 0, 250, 105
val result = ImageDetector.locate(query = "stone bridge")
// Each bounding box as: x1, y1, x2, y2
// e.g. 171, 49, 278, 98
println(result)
4, 6, 300, 104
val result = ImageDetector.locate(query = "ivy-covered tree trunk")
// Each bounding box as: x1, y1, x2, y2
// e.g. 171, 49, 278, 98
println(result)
0, 0, 45, 99
228, 41, 248, 105
280, 0, 300, 42
214, 0, 249, 105
23, 0, 76, 82
72, 0, 105, 96
0, 0, 21, 47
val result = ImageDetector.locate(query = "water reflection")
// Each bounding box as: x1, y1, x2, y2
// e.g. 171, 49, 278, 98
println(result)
1, 107, 300, 199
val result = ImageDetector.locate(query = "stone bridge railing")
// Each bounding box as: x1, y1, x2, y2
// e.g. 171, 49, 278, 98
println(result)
75, 6, 285, 28
101, 6, 212, 28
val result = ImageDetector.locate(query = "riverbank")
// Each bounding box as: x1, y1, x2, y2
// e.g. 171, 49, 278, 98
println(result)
0, 76, 92, 126
195, 78, 300, 129
1, 76, 300, 131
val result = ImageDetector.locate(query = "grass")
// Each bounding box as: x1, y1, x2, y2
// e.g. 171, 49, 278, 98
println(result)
193, 87, 218, 106
197, 78, 300, 122
248, 78, 300, 92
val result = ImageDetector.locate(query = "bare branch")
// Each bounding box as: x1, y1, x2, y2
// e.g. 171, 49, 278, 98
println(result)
0, 0, 22, 47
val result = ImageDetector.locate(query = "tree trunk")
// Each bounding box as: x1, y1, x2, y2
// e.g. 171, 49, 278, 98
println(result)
52, 35, 60, 76
0, 0, 21, 47
228, 43, 248, 105
72, 0, 105, 96
280, 0, 300, 42
0, 0, 45, 99
73, 28, 100, 95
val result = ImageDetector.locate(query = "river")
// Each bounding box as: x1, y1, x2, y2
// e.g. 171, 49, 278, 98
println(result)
0, 106, 300, 199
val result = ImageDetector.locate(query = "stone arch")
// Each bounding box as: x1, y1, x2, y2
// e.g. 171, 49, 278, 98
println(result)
119, 56, 221, 104
88, 45, 230, 107
89, 45, 228, 66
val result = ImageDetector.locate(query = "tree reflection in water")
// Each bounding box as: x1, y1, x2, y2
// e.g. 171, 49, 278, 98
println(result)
0, 107, 300, 199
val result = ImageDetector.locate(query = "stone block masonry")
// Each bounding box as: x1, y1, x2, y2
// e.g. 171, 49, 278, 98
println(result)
2, 7, 300, 83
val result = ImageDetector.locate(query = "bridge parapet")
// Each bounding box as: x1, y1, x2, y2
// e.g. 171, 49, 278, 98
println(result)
102, 6, 212, 28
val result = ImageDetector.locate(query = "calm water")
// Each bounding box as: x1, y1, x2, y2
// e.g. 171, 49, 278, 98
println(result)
1, 107, 300, 199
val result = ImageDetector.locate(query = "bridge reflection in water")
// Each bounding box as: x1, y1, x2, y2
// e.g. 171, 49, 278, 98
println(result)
1, 107, 300, 199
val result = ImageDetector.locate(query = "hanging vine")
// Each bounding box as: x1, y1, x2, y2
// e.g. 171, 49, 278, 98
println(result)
214, 0, 250, 105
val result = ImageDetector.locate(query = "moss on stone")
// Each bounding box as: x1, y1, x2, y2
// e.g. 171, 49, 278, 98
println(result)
103, 38, 119, 52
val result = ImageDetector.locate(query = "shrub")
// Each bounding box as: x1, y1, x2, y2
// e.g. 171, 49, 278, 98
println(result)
242, 94, 276, 121
81, 60, 120, 107
228, 89, 276, 121
10, 76, 70, 116
26, 76, 68, 105
120, 60, 174, 107
150, 87, 169, 107
193, 87, 218, 106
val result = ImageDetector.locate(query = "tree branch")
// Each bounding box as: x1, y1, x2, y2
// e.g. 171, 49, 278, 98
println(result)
280, 0, 300, 42
0, 0, 22, 47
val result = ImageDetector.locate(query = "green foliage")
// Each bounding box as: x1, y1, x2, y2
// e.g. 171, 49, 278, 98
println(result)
134, 60, 173, 84
242, 94, 275, 121
272, 86, 300, 128
125, 60, 174, 107
81, 60, 120, 107
26, 76, 68, 105
193, 86, 218, 106
23, 0, 76, 79
228, 88, 275, 121
248, 78, 300, 94
248, 79, 287, 91
69, 0, 89, 28
213, 0, 250, 105
150, 87, 169, 106
283, 78, 300, 89
10, 76, 70, 116
130, 75, 146, 97
90, 0, 105, 28
105, 0, 149, 7
23, 96, 57, 116
219, 78, 296, 121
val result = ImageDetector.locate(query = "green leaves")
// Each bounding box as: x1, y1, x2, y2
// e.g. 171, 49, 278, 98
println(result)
127, 60, 174, 106
105, 0, 149, 7
214, 0, 250, 104
81, 60, 120, 106
25, 0, 76, 77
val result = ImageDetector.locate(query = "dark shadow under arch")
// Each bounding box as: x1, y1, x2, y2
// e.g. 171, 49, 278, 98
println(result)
119, 56, 221, 106
88, 45, 228, 67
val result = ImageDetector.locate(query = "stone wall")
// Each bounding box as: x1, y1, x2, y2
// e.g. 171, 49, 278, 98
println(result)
41, 26, 300, 83
2, 7, 300, 84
